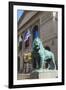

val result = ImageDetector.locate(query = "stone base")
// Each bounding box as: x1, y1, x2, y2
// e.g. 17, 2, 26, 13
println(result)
30, 69, 58, 79
39, 70, 58, 79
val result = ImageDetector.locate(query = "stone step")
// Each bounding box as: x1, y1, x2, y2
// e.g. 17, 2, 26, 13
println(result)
17, 73, 31, 80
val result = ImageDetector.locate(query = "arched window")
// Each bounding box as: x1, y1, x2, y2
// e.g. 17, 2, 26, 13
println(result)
32, 25, 39, 40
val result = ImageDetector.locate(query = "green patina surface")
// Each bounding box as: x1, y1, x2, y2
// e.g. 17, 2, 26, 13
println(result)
32, 37, 56, 70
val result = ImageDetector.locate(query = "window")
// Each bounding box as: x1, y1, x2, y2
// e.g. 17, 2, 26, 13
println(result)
32, 25, 39, 40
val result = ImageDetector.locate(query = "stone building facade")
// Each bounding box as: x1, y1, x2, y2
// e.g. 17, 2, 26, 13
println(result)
17, 11, 58, 73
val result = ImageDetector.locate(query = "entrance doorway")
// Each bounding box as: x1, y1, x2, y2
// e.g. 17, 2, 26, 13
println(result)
18, 56, 20, 73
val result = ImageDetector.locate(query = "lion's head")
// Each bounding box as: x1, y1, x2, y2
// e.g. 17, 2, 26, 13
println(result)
33, 38, 41, 52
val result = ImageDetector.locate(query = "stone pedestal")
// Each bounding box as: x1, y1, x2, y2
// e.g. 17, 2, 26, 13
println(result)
30, 69, 58, 79
39, 70, 58, 79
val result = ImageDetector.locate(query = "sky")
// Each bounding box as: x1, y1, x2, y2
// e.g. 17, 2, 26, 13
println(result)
17, 10, 24, 22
